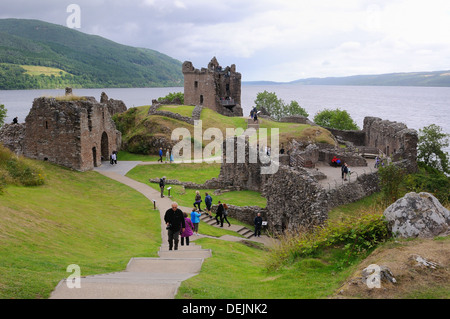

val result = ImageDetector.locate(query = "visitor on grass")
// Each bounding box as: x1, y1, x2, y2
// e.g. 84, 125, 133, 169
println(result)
181, 212, 194, 246
158, 147, 163, 162
190, 207, 201, 236
254, 212, 263, 237
193, 190, 202, 211
164, 202, 185, 251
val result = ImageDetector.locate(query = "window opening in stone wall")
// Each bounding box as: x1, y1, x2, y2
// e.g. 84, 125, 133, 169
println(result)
194, 81, 198, 88
87, 106, 93, 132
200, 95, 203, 105
45, 121, 48, 129
92, 147, 97, 167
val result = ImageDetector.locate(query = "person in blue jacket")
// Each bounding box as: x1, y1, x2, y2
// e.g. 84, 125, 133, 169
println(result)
204, 192, 213, 218
158, 147, 163, 162
190, 207, 201, 236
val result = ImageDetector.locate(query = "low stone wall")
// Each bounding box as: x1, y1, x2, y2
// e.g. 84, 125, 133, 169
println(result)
148, 101, 194, 125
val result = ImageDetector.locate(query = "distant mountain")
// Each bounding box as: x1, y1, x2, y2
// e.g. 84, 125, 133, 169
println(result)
0, 19, 183, 89
244, 70, 450, 87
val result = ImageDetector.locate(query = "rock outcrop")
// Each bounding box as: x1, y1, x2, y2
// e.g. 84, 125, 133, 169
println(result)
383, 192, 450, 238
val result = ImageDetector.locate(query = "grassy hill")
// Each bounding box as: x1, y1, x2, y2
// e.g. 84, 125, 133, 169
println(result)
0, 145, 161, 298
0, 18, 183, 89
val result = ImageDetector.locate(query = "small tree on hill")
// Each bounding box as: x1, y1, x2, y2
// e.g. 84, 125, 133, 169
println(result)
417, 124, 449, 175
313, 108, 359, 130
254, 90, 308, 120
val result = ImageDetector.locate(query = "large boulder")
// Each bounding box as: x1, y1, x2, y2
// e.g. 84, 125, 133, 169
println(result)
383, 192, 450, 238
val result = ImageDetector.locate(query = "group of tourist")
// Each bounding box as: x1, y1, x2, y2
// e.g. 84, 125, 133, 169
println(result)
330, 156, 351, 181
192, 191, 231, 227
109, 150, 118, 165
158, 147, 174, 163
163, 199, 266, 250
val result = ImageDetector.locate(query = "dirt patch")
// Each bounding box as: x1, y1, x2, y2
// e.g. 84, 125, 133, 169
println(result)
333, 238, 450, 299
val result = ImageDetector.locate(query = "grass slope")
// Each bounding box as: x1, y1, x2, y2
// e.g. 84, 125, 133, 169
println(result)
0, 161, 161, 299
0, 18, 183, 89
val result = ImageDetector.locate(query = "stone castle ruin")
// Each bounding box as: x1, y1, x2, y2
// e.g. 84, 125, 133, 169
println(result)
0, 91, 126, 172
182, 57, 243, 117
206, 116, 418, 233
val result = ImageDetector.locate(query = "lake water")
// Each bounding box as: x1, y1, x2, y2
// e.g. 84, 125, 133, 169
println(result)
1, 84, 449, 150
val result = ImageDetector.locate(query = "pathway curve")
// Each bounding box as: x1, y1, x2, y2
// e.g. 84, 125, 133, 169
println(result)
50, 160, 273, 299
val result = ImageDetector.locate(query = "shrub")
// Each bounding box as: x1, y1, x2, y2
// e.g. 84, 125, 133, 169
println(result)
378, 163, 406, 205
0, 144, 45, 188
158, 92, 184, 104
267, 213, 391, 270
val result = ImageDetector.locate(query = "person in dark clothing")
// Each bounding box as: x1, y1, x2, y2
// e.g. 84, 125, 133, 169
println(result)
12, 117, 18, 124
164, 202, 185, 250
222, 203, 231, 227
254, 213, 263, 237
215, 201, 224, 227
159, 176, 166, 198
204, 192, 213, 218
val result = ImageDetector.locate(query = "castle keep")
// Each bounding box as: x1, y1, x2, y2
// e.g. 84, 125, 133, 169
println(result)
182, 57, 243, 117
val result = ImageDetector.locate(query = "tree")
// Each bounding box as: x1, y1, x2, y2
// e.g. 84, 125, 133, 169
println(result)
378, 163, 406, 205
0, 104, 7, 128
254, 90, 308, 120
417, 124, 449, 174
313, 108, 359, 130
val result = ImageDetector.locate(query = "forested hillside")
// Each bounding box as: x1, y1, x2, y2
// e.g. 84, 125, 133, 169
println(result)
0, 19, 183, 89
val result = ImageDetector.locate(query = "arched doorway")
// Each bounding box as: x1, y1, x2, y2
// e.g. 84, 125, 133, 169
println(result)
101, 132, 109, 162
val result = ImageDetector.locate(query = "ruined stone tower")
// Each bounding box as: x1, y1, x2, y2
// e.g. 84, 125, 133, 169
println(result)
182, 57, 243, 117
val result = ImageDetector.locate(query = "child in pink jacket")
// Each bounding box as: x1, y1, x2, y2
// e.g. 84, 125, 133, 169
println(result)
181, 212, 194, 246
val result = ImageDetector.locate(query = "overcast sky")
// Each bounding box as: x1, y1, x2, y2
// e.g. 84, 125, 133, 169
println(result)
1, 0, 450, 82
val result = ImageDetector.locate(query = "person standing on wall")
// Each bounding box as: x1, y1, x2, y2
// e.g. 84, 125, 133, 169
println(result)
164, 202, 185, 251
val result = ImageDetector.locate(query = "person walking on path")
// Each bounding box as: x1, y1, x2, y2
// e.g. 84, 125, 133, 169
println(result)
204, 192, 213, 218
215, 201, 225, 227
158, 147, 163, 163
190, 207, 201, 236
342, 163, 349, 181
193, 191, 202, 211
164, 202, 185, 250
222, 203, 231, 227
170, 150, 174, 163
165, 149, 170, 163
254, 212, 263, 237
181, 212, 194, 246
159, 176, 166, 198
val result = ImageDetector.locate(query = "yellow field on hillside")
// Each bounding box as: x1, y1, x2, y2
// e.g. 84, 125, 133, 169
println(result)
20, 65, 70, 77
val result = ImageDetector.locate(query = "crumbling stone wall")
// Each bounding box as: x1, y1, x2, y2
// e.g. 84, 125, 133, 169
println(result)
0, 123, 26, 155
363, 117, 418, 172
4, 96, 123, 172
182, 57, 243, 117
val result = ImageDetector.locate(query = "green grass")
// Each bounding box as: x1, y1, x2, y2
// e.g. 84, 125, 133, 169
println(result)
177, 238, 359, 299
0, 161, 161, 299
327, 192, 385, 223
158, 105, 195, 117
126, 163, 267, 208
117, 151, 160, 162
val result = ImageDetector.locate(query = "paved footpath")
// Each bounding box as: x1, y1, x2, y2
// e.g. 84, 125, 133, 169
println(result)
50, 161, 273, 299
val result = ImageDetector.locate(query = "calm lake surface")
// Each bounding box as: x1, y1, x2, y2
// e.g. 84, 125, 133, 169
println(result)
1, 84, 449, 148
